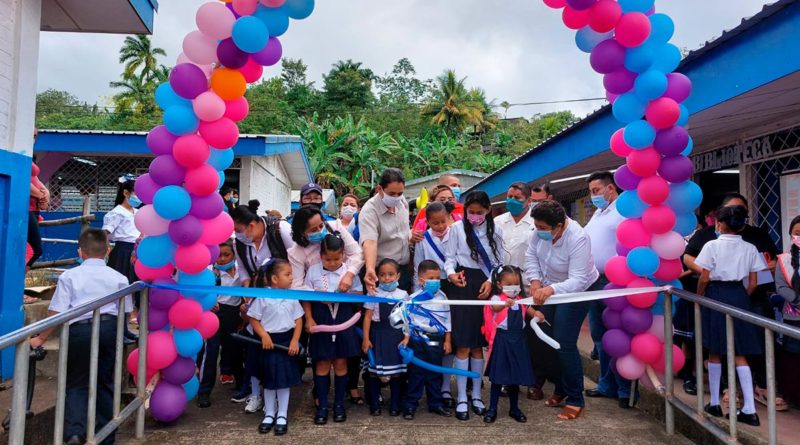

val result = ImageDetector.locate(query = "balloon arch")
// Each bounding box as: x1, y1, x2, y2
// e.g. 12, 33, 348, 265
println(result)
128, 0, 697, 422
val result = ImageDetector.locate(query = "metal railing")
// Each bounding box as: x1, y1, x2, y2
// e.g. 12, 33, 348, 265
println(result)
0, 282, 149, 445
656, 288, 800, 445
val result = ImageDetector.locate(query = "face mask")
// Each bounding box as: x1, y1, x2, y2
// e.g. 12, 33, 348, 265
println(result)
382, 193, 404, 208
77, 256, 84, 265
537, 230, 554, 241
231, 197, 239, 204
378, 281, 399, 292
591, 194, 608, 210
502, 285, 521, 298
530, 202, 539, 210
214, 260, 235, 271
467, 213, 486, 225
505, 198, 526, 216
793, 235, 800, 248
451, 187, 461, 201
308, 226, 327, 244
235, 231, 252, 243
424, 279, 441, 294
128, 194, 143, 208
431, 226, 449, 238
705, 216, 716, 227
443, 202, 455, 213
340, 206, 356, 219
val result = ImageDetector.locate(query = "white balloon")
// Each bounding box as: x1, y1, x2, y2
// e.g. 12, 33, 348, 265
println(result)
651, 231, 685, 260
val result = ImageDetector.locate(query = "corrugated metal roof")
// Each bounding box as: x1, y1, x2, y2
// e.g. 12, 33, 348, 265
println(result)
37, 129, 303, 143
405, 168, 488, 186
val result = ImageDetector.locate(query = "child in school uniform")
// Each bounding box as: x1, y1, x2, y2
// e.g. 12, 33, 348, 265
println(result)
362, 258, 410, 416
696, 205, 767, 426
444, 190, 505, 420
483, 265, 543, 424
31, 229, 129, 445
402, 260, 453, 420
303, 234, 363, 425
248, 259, 304, 436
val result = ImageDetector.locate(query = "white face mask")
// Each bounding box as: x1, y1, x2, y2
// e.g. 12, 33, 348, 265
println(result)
502, 285, 521, 298
381, 192, 404, 208
340, 206, 356, 219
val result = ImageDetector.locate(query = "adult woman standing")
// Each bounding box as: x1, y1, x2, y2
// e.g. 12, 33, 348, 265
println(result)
524, 200, 598, 421
231, 203, 295, 286
775, 215, 800, 406
338, 194, 360, 238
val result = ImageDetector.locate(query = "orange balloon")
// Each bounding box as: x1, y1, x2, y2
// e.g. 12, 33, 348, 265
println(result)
211, 68, 246, 101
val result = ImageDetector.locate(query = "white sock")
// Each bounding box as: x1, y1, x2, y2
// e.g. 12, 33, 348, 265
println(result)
454, 357, 469, 412
470, 358, 485, 407
737, 366, 756, 415
709, 363, 722, 406
263, 389, 276, 417
277, 388, 290, 423
441, 355, 453, 396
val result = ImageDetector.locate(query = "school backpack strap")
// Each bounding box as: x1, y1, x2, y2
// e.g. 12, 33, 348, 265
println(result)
262, 216, 288, 260
423, 231, 446, 262
234, 238, 257, 282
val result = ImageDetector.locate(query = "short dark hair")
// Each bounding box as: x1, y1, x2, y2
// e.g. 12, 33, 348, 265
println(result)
722, 192, 748, 208
320, 233, 345, 255
379, 168, 405, 188
377, 258, 401, 274
531, 183, 551, 195
219, 239, 234, 251
417, 259, 441, 276
717, 205, 748, 232
255, 258, 290, 288
79, 228, 109, 258
231, 204, 260, 226
587, 171, 615, 186
531, 200, 567, 227
509, 182, 532, 198
426, 201, 448, 218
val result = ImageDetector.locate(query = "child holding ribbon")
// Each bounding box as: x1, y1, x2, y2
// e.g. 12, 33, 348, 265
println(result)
303, 234, 363, 425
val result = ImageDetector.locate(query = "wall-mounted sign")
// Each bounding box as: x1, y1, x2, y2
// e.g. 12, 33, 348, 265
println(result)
692, 127, 800, 174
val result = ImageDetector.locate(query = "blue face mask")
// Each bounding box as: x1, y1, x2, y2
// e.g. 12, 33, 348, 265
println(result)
537, 230, 554, 241
128, 194, 143, 208
452, 187, 461, 201
77, 256, 84, 265
378, 281, 399, 292
505, 198, 526, 216
591, 194, 608, 210
308, 226, 327, 244
231, 197, 239, 204
214, 261, 235, 271
424, 279, 441, 294
715, 231, 721, 238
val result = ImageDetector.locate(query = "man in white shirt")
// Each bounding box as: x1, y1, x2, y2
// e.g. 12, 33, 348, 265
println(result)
581, 172, 638, 408
494, 182, 534, 269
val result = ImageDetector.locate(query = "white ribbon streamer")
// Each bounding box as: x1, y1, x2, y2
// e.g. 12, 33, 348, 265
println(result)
531, 317, 560, 350
413, 286, 670, 306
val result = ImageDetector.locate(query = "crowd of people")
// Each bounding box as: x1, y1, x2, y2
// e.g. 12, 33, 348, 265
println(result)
33, 166, 800, 443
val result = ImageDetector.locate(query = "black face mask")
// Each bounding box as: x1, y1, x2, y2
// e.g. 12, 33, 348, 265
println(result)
307, 202, 323, 211
443, 202, 455, 213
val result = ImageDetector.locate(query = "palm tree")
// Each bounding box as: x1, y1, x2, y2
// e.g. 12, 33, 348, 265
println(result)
119, 35, 167, 81
109, 75, 157, 114
422, 70, 487, 135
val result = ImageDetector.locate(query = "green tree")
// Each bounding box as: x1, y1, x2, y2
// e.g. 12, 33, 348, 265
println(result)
238, 77, 296, 134
118, 35, 167, 81
109, 75, 158, 114
376, 58, 432, 105
322, 59, 375, 110
422, 70, 488, 136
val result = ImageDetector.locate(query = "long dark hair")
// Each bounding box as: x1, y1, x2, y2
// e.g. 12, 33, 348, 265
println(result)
291, 205, 334, 247
462, 190, 499, 263
789, 215, 800, 291
230, 203, 260, 226
114, 179, 135, 206
490, 265, 526, 299
717, 205, 748, 233
255, 258, 290, 288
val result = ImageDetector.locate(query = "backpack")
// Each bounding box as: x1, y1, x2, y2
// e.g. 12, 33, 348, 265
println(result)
235, 216, 288, 282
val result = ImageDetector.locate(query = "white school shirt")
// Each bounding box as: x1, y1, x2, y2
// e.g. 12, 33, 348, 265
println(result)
49, 259, 131, 324
444, 220, 505, 278
583, 200, 626, 274
364, 288, 409, 322
235, 219, 295, 281
247, 296, 305, 334
217, 268, 243, 306
695, 234, 766, 281
413, 228, 453, 289
304, 262, 364, 293
489, 295, 525, 330
494, 211, 534, 269
524, 218, 599, 295
408, 289, 452, 332
102, 205, 140, 243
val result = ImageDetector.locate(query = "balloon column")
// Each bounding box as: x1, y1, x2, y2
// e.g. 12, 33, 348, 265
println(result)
127, 0, 315, 423
546, 0, 696, 381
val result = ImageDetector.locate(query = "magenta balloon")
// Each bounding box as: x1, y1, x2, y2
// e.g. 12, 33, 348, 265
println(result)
614, 165, 641, 191
251, 36, 283, 66
149, 155, 187, 187
149, 381, 187, 423
169, 63, 210, 100
150, 279, 181, 310
590, 39, 626, 74
134, 173, 160, 205
217, 38, 249, 69
621, 306, 653, 334
161, 356, 197, 385
208, 243, 220, 263
146, 125, 179, 156
616, 242, 632, 257
658, 155, 694, 183
226, 1, 241, 18
602, 308, 623, 330
605, 295, 630, 312
189, 192, 224, 219
603, 68, 637, 95
168, 215, 203, 246
148, 307, 169, 331
602, 329, 631, 358
654, 126, 689, 156
567, 0, 597, 9
664, 73, 692, 103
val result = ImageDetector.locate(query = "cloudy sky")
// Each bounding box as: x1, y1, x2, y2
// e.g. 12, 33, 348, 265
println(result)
37, 0, 772, 119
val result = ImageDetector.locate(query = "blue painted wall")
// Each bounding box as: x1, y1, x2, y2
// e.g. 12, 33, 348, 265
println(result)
38, 212, 105, 263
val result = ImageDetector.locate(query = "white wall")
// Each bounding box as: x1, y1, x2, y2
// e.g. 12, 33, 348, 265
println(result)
0, 0, 40, 156
240, 155, 293, 218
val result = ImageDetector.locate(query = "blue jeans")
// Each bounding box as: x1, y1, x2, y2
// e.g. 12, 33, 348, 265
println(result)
553, 299, 592, 407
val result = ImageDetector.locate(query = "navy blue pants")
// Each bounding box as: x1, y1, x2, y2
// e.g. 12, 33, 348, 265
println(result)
198, 304, 243, 395
553, 299, 592, 408
403, 340, 444, 411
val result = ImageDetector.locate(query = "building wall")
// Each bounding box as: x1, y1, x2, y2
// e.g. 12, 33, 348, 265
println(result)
405, 173, 486, 202
240, 155, 293, 217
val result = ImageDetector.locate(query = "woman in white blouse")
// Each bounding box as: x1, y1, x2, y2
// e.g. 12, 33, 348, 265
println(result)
524, 200, 599, 421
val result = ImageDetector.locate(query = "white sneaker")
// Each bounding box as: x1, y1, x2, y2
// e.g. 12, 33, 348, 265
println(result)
244, 395, 263, 414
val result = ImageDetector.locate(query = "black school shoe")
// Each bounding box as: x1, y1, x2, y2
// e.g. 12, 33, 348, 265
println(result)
258, 416, 275, 434
333, 404, 347, 422
370, 408, 382, 416
704, 404, 723, 418
274, 417, 288, 435
483, 409, 497, 424
509, 409, 527, 423
197, 393, 211, 408
403, 409, 415, 420
314, 407, 328, 425
455, 402, 469, 421
428, 406, 452, 417
683, 379, 697, 396
728, 410, 760, 427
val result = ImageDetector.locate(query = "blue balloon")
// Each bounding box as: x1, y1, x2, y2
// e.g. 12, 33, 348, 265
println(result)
174, 329, 203, 358
255, 5, 290, 37
652, 44, 682, 73
183, 375, 199, 401
617, 190, 648, 218
136, 234, 176, 268
218, 170, 225, 190
673, 212, 698, 237
232, 16, 269, 54
619, 0, 654, 13
155, 83, 190, 110
634, 69, 668, 101
612, 93, 647, 123
208, 148, 234, 171
676, 104, 689, 126
178, 269, 216, 298
627, 247, 660, 277
623, 120, 656, 149
398, 345, 479, 379
282, 0, 315, 20
576, 27, 612, 53
648, 14, 675, 45
163, 106, 199, 135
153, 185, 192, 221
200, 292, 217, 311
680, 136, 694, 156
666, 180, 702, 214
624, 43, 656, 73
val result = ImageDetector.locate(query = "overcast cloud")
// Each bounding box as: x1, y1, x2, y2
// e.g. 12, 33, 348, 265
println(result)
37, 0, 772, 119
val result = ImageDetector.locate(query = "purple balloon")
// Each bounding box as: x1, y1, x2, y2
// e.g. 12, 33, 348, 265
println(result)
602, 329, 631, 358
208, 244, 220, 263
251, 37, 282, 66
149, 155, 187, 187
161, 356, 197, 385
567, 0, 598, 9
605, 295, 630, 312
658, 155, 693, 183
149, 381, 187, 423
664, 73, 692, 103
217, 38, 249, 69
225, 2, 241, 18
614, 165, 642, 191
590, 39, 626, 75
147, 125, 179, 156
150, 278, 181, 310
134, 173, 160, 205
616, 242, 632, 257
169, 64, 209, 100
602, 308, 623, 330
603, 68, 637, 95
654, 126, 690, 156
189, 193, 224, 219
168, 215, 203, 247
621, 306, 654, 334
148, 307, 169, 331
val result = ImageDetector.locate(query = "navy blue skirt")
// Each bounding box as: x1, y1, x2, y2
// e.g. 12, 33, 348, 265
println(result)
309, 302, 360, 361
108, 241, 136, 282
258, 330, 302, 390
486, 318, 535, 386
702, 281, 762, 355
367, 320, 406, 376
449, 267, 488, 349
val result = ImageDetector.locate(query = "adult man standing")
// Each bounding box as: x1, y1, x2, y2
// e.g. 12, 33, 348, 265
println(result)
494, 182, 534, 268
292, 182, 335, 222
582, 172, 637, 408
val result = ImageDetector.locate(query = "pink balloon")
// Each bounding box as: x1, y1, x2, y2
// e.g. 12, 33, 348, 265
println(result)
126, 349, 157, 385
239, 58, 264, 83
653, 258, 683, 282
610, 128, 632, 157
653, 344, 685, 374
134, 261, 175, 282
631, 332, 663, 364
615, 12, 651, 48
261, 0, 286, 6
606, 255, 638, 286
169, 299, 203, 330
647, 314, 666, 342
183, 31, 218, 65
589, 0, 622, 33
147, 331, 178, 370
626, 147, 661, 177
199, 212, 235, 245
562, 6, 591, 30
135, 205, 170, 236
134, 173, 160, 205
199, 117, 240, 148
173, 135, 211, 169
544, 0, 567, 8
642, 205, 676, 234
185, 164, 220, 196
626, 278, 658, 308
309, 313, 362, 333
196, 311, 220, 339
193, 91, 226, 122
224, 97, 249, 122
664, 73, 692, 103
175, 243, 212, 274
637, 175, 669, 205
233, 0, 258, 15
196, 2, 236, 40
616, 353, 646, 380
646, 97, 680, 129
617, 218, 651, 249
651, 231, 685, 260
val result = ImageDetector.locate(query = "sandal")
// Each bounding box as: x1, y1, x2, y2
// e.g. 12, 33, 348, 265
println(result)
754, 387, 789, 411
721, 389, 741, 413
22, 295, 39, 304
348, 394, 365, 406
557, 405, 582, 420
544, 394, 566, 407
